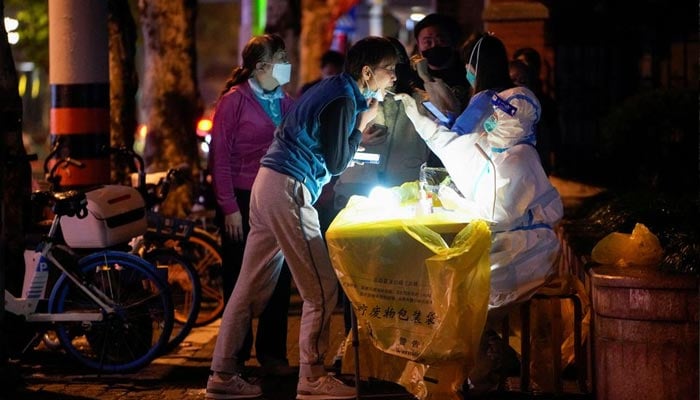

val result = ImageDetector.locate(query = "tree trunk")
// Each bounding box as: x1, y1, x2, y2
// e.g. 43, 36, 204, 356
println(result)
0, 0, 32, 386
299, 0, 357, 88
300, 0, 332, 86
108, 0, 139, 185
138, 0, 202, 216
266, 0, 301, 93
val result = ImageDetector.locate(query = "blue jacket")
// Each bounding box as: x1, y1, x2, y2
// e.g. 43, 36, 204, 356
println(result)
262, 73, 367, 204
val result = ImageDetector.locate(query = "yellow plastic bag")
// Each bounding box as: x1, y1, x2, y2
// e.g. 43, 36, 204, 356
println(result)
591, 223, 663, 267
327, 205, 492, 399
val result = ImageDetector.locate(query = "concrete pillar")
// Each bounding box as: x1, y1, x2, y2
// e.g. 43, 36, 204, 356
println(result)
368, 0, 383, 37
238, 0, 252, 65
49, 0, 110, 187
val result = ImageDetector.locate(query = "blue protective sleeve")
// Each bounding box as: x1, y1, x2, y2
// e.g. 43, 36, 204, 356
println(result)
451, 90, 496, 135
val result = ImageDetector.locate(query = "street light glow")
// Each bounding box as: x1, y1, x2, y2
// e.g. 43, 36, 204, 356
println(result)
409, 13, 425, 22
7, 32, 19, 44
4, 17, 18, 32
4, 17, 19, 44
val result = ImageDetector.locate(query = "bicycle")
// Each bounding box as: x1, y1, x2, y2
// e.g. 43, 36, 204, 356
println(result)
133, 214, 202, 353
171, 226, 224, 326
115, 146, 225, 327
7, 165, 174, 373
107, 147, 203, 352
189, 168, 220, 236
41, 146, 200, 354
181, 168, 226, 326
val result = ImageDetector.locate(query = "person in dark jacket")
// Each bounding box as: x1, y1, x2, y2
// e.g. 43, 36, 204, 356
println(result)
206, 36, 398, 400
411, 13, 471, 167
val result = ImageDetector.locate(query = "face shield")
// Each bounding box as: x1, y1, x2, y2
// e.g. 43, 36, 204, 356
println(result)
485, 87, 541, 151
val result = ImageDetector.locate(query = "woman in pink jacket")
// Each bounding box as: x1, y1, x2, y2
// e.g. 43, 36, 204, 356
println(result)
207, 34, 295, 385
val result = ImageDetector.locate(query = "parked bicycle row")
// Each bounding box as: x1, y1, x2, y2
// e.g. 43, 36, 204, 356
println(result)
6, 144, 224, 373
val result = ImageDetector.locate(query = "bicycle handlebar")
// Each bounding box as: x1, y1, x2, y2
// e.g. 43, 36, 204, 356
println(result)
31, 189, 89, 219
46, 158, 86, 191
45, 144, 192, 211
144, 165, 190, 209
105, 145, 190, 210
106, 145, 146, 189
43, 138, 63, 175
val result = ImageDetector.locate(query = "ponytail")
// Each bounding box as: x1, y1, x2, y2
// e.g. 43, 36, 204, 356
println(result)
217, 34, 286, 100
218, 66, 252, 98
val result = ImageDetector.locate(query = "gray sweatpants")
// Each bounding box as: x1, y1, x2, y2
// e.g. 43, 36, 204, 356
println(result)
210, 167, 339, 379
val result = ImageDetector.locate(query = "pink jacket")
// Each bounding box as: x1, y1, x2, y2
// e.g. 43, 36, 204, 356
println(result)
209, 81, 294, 214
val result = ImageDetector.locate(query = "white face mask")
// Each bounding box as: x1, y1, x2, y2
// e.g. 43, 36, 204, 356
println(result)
272, 62, 292, 86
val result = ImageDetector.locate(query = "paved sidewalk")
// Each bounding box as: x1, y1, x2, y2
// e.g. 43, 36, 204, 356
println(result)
6, 309, 590, 400
6, 312, 417, 400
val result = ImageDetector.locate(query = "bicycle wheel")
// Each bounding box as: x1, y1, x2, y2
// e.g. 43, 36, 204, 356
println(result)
48, 250, 174, 373
174, 228, 224, 326
144, 249, 201, 353
188, 207, 219, 236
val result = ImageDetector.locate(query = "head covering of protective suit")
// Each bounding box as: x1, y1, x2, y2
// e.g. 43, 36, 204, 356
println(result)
485, 86, 540, 151
395, 86, 563, 310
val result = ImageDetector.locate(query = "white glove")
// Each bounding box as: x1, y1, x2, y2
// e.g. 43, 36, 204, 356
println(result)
393, 93, 442, 141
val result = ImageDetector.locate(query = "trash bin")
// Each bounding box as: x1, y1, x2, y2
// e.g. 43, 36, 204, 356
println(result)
590, 265, 699, 400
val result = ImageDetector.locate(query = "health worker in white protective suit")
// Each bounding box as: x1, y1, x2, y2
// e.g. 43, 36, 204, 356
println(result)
395, 33, 564, 313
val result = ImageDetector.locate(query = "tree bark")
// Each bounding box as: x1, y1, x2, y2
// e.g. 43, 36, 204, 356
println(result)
299, 0, 357, 88
108, 0, 139, 185
138, 0, 202, 216
0, 0, 32, 384
266, 0, 301, 93
300, 0, 332, 86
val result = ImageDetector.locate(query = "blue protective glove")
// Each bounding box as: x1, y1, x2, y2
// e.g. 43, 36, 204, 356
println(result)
451, 90, 497, 135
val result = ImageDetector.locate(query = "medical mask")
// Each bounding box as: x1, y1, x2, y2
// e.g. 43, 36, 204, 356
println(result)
421, 46, 453, 67
483, 115, 497, 133
466, 66, 476, 87
486, 87, 541, 151
363, 87, 384, 102
362, 87, 377, 102
466, 37, 483, 88
272, 62, 292, 86
362, 70, 384, 102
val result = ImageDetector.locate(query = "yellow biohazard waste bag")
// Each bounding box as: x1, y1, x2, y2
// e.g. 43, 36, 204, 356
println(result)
327, 201, 492, 399
339, 324, 476, 400
591, 223, 663, 267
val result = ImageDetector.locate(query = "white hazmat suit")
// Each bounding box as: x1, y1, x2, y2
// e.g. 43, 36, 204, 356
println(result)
396, 86, 564, 309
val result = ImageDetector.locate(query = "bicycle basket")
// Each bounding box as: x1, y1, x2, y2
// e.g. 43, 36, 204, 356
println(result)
146, 211, 195, 240
61, 185, 147, 248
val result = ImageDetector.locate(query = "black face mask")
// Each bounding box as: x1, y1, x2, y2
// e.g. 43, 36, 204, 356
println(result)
422, 46, 453, 67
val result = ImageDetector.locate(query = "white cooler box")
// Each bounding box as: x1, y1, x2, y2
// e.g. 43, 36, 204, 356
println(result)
60, 185, 147, 248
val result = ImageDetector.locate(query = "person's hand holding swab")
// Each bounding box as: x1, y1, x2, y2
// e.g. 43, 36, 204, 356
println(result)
393, 93, 442, 141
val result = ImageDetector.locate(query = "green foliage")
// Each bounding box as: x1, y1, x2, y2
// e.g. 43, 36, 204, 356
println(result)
599, 88, 699, 194
7, 0, 48, 68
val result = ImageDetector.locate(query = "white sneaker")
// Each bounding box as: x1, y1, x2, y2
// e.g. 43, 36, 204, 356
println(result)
296, 375, 356, 399
205, 373, 263, 399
